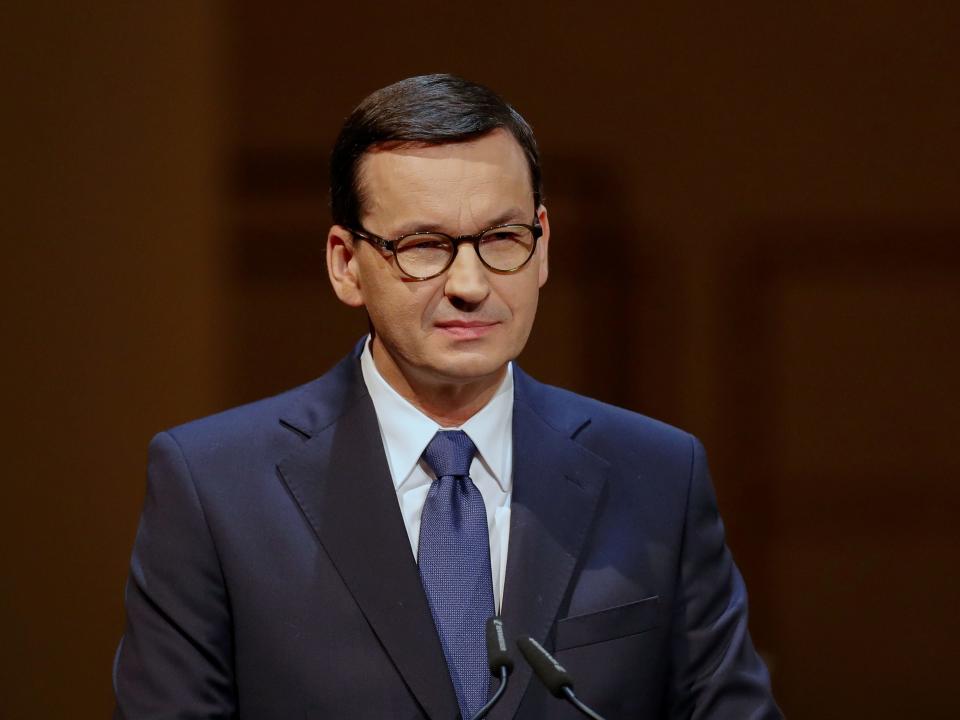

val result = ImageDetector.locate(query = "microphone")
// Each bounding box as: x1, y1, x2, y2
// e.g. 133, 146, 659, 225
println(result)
516, 636, 607, 720
469, 617, 514, 720
486, 616, 514, 676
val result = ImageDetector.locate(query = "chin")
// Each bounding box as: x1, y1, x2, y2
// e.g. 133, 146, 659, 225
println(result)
430, 354, 511, 384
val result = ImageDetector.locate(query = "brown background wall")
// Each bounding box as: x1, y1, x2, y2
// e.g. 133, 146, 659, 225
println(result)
2, 2, 958, 717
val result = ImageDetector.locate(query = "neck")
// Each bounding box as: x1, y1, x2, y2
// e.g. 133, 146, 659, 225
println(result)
370, 339, 506, 427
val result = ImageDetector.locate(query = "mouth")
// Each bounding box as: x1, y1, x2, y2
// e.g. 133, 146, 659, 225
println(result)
434, 320, 500, 340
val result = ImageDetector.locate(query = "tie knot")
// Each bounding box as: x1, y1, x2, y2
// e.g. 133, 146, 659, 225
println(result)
422, 430, 477, 479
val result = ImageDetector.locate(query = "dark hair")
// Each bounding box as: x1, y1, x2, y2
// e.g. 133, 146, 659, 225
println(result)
330, 74, 542, 228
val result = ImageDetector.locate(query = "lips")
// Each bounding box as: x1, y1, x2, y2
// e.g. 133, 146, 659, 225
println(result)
434, 320, 499, 339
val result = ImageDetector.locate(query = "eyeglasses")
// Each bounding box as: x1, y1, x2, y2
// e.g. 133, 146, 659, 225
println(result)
349, 219, 543, 281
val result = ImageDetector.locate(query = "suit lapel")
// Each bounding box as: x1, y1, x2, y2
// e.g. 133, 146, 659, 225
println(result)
491, 373, 609, 720
277, 364, 459, 720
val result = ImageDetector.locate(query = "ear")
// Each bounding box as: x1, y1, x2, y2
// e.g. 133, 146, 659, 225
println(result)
535, 204, 550, 288
326, 225, 365, 307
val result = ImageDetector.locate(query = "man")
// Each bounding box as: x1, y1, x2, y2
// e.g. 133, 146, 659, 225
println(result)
114, 74, 781, 719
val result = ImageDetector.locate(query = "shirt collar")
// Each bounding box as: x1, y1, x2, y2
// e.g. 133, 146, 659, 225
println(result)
360, 336, 513, 492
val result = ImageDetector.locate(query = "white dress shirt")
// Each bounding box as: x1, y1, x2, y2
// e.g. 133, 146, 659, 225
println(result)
359, 337, 513, 610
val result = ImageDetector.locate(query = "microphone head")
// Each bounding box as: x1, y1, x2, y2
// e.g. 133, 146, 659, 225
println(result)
486, 617, 514, 674
516, 636, 573, 698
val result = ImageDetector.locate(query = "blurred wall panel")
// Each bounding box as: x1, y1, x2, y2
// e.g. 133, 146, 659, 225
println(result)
1, 3, 225, 717
718, 231, 960, 717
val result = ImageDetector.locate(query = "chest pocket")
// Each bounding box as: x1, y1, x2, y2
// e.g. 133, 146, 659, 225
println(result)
555, 595, 661, 651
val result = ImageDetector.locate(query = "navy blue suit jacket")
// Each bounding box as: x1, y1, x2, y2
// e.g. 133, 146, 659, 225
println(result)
114, 346, 781, 718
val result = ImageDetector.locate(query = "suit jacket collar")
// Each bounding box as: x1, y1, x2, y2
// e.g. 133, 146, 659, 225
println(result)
276, 348, 609, 719
491, 368, 609, 719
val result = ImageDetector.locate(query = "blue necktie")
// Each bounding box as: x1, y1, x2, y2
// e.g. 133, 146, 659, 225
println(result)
418, 430, 495, 720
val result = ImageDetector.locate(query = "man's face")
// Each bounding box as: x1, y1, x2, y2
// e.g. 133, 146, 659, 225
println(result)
328, 129, 549, 393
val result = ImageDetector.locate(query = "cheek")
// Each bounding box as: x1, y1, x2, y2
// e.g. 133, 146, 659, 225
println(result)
416, 288, 446, 327
495, 276, 540, 322
363, 277, 440, 331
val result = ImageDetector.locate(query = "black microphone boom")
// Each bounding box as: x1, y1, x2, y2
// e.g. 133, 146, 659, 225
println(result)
516, 636, 607, 720
470, 617, 513, 720
516, 636, 572, 697
486, 616, 514, 674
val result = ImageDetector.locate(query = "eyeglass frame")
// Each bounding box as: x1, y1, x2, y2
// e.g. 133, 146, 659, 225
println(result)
347, 218, 544, 281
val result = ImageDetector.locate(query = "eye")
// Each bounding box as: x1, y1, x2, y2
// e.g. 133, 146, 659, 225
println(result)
480, 226, 534, 247
406, 239, 447, 250
482, 228, 527, 245
396, 234, 452, 254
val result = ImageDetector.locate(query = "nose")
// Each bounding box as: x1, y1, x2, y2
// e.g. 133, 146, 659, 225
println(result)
443, 242, 490, 307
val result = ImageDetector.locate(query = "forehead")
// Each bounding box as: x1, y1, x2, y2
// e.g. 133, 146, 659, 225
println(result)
356, 129, 533, 231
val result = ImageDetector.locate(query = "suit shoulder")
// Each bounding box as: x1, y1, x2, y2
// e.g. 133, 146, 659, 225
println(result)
161, 350, 361, 453
158, 379, 316, 457
516, 370, 696, 463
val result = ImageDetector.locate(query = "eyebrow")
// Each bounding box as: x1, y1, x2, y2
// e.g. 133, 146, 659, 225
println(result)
391, 207, 531, 237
